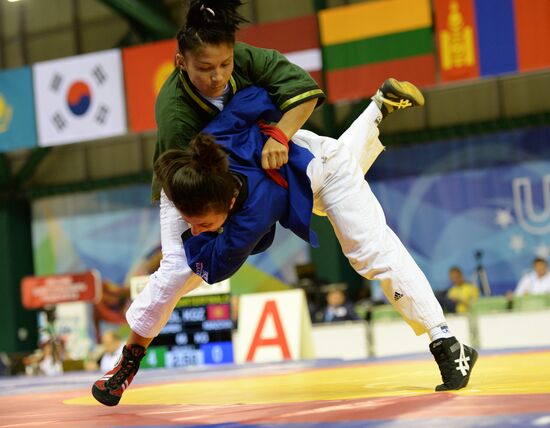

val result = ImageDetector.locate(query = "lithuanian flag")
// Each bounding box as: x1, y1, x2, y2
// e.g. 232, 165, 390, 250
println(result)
319, 0, 436, 103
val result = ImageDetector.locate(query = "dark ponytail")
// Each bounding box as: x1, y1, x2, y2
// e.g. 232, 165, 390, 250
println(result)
177, 0, 248, 53
154, 133, 238, 216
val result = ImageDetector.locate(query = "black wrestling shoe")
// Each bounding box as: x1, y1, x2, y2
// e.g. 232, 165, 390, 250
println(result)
92, 344, 146, 406
430, 336, 478, 391
372, 78, 425, 117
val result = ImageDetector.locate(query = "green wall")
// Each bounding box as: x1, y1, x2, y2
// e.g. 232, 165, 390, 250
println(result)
0, 199, 37, 353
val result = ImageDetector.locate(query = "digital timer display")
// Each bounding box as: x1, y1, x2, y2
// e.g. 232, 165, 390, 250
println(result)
140, 292, 234, 368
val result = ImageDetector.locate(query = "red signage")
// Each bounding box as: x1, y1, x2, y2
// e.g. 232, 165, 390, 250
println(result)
21, 270, 102, 309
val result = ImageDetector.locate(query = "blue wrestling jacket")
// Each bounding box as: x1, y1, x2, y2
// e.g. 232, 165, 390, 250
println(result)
182, 86, 318, 284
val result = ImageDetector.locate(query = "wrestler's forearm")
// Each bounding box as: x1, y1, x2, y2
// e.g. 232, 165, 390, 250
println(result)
275, 99, 317, 139
261, 98, 317, 169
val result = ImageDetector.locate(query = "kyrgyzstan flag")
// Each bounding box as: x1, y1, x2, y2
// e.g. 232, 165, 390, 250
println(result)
207, 303, 230, 321
238, 15, 323, 86
33, 49, 127, 147
122, 40, 177, 133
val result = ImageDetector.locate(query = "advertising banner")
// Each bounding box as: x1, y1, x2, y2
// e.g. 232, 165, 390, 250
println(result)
21, 270, 101, 309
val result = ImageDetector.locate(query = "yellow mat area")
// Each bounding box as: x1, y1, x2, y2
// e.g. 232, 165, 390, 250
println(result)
66, 351, 550, 406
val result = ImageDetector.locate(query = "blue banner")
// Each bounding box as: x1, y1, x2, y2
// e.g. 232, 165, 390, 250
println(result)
371, 159, 550, 295
0, 66, 38, 153
32, 184, 308, 289
370, 127, 550, 181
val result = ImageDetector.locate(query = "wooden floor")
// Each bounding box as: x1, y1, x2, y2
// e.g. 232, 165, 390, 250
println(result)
1, 348, 549, 427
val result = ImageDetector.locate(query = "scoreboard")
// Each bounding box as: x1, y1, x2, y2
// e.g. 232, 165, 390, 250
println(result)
130, 277, 234, 368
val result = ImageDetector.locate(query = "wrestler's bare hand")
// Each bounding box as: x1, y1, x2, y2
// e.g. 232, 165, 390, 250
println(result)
261, 137, 289, 169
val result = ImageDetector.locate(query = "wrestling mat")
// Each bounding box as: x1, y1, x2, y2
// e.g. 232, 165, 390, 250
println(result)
1, 348, 549, 427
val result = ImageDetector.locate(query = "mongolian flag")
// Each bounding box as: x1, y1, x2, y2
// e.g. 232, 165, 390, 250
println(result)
435, 0, 550, 82
474, 0, 518, 77
513, 0, 550, 72
435, 0, 479, 82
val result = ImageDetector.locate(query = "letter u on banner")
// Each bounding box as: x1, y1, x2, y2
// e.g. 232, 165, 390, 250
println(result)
513, 175, 550, 235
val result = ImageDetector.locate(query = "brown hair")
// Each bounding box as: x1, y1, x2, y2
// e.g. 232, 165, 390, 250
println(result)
177, 0, 247, 54
154, 133, 238, 216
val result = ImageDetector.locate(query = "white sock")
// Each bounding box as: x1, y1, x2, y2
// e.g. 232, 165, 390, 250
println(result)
371, 90, 383, 110
366, 102, 383, 125
428, 324, 453, 342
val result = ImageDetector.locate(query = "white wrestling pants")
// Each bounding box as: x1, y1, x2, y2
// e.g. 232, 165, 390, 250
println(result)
127, 103, 446, 338
125, 191, 201, 338
293, 103, 446, 335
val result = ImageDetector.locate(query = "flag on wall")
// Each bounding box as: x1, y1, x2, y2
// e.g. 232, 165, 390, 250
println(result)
474, 0, 517, 77
435, 0, 550, 82
122, 40, 177, 133
0, 66, 37, 153
238, 15, 323, 86
318, 0, 436, 103
33, 49, 127, 147
435, 0, 479, 82
513, 0, 550, 72
207, 303, 230, 321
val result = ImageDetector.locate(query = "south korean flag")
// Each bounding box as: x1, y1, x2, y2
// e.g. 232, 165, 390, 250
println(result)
33, 49, 127, 147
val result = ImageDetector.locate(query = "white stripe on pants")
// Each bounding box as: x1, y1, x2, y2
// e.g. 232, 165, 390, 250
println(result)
293, 104, 446, 335
125, 191, 202, 338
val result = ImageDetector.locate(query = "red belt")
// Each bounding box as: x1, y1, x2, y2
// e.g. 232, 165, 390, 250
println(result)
258, 121, 289, 189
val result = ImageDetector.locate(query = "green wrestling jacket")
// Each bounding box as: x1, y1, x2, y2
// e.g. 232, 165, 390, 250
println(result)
152, 41, 326, 200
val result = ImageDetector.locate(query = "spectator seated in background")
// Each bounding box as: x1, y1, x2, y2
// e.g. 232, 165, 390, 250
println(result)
23, 338, 64, 376
320, 283, 360, 323
23, 308, 65, 376
85, 331, 124, 372
0, 353, 10, 376
98, 331, 124, 372
294, 263, 327, 323
513, 257, 550, 297
354, 279, 375, 322
444, 267, 480, 314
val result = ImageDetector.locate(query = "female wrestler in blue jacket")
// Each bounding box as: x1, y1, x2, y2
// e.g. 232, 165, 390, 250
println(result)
166, 85, 318, 284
